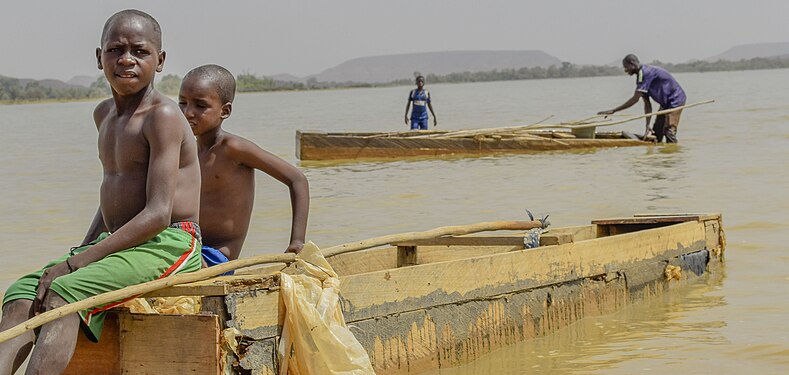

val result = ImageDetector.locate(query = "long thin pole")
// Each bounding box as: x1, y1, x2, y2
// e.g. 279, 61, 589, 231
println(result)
322, 220, 543, 257
406, 100, 714, 138
409, 115, 554, 140
527, 100, 715, 130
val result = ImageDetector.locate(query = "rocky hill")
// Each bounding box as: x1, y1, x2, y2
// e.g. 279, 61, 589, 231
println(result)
707, 42, 789, 61
305, 50, 563, 83
0, 75, 82, 90
67, 75, 101, 87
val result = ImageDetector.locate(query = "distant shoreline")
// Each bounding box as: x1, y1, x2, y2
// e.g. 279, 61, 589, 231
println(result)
0, 97, 102, 106
3, 59, 788, 106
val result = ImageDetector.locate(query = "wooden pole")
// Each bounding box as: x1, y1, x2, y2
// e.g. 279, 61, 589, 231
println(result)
322, 220, 544, 257
0, 253, 295, 345
527, 100, 715, 131
408, 115, 555, 140
558, 113, 631, 126
0, 219, 544, 344
361, 130, 444, 139
441, 115, 556, 139
406, 100, 713, 139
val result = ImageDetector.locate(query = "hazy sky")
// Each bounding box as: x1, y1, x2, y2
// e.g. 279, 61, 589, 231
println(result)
2, 0, 788, 81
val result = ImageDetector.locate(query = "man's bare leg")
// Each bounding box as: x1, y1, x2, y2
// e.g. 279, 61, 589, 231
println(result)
24, 294, 79, 375
0, 300, 35, 375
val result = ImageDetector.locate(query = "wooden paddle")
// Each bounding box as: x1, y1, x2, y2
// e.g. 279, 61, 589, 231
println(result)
0, 219, 545, 344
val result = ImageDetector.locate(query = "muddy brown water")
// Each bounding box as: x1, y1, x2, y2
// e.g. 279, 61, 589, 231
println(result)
1, 69, 787, 373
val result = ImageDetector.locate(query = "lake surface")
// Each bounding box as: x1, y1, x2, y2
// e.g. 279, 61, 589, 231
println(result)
1, 69, 787, 373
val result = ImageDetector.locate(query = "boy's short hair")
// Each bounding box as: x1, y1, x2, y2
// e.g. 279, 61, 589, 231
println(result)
416, 75, 425, 81
102, 9, 163, 50
184, 65, 237, 104
623, 54, 640, 66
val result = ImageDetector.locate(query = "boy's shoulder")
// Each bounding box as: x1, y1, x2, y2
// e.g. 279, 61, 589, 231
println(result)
93, 98, 115, 124
213, 131, 275, 167
138, 92, 188, 131
220, 132, 261, 153
149, 94, 185, 120
93, 91, 182, 121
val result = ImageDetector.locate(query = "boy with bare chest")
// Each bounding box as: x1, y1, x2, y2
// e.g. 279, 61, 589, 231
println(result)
0, 10, 202, 374
178, 65, 309, 273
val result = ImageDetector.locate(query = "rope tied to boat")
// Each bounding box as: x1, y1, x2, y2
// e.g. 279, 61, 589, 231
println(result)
524, 229, 543, 249
523, 209, 551, 248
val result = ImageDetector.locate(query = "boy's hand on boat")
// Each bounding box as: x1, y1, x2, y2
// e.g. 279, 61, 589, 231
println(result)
286, 241, 304, 254
33, 261, 71, 313
597, 109, 615, 116
639, 126, 656, 141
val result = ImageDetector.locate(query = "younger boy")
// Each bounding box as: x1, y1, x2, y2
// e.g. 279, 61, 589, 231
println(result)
0, 10, 202, 374
404, 75, 437, 130
178, 65, 309, 274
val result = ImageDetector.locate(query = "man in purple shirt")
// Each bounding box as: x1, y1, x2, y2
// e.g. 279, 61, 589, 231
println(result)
599, 54, 687, 143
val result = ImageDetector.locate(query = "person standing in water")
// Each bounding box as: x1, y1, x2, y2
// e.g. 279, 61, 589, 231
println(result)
404, 75, 437, 130
598, 54, 686, 143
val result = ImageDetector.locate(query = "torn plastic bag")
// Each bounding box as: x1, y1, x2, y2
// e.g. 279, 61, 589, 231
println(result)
278, 241, 374, 375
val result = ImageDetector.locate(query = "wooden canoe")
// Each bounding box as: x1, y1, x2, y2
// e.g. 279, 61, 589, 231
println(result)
63, 213, 724, 374
296, 129, 650, 161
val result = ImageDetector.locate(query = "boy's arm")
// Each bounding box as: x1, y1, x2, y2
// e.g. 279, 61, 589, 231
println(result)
427, 92, 437, 127
79, 101, 111, 246
228, 138, 310, 253
79, 208, 108, 246
404, 90, 412, 125
642, 96, 653, 136
598, 91, 642, 115
34, 104, 185, 312
69, 105, 185, 267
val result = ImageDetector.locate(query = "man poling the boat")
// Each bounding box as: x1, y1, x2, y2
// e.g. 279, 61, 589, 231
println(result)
598, 54, 687, 143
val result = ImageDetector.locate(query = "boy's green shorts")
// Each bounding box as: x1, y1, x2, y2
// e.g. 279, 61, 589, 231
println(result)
2, 222, 202, 342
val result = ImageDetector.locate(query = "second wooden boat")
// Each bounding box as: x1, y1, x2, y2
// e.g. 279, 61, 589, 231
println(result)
296, 129, 649, 161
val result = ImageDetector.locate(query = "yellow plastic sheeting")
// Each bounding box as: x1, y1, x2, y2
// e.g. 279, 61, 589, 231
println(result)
278, 242, 374, 375
123, 296, 201, 315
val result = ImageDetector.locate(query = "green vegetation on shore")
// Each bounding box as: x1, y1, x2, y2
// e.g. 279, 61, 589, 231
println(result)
160, 56, 789, 93
418, 57, 789, 84
3, 56, 789, 104
0, 74, 186, 104
0, 76, 110, 104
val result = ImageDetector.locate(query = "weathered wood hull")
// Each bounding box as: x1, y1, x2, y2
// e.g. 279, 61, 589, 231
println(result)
296, 130, 650, 161
64, 214, 724, 375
